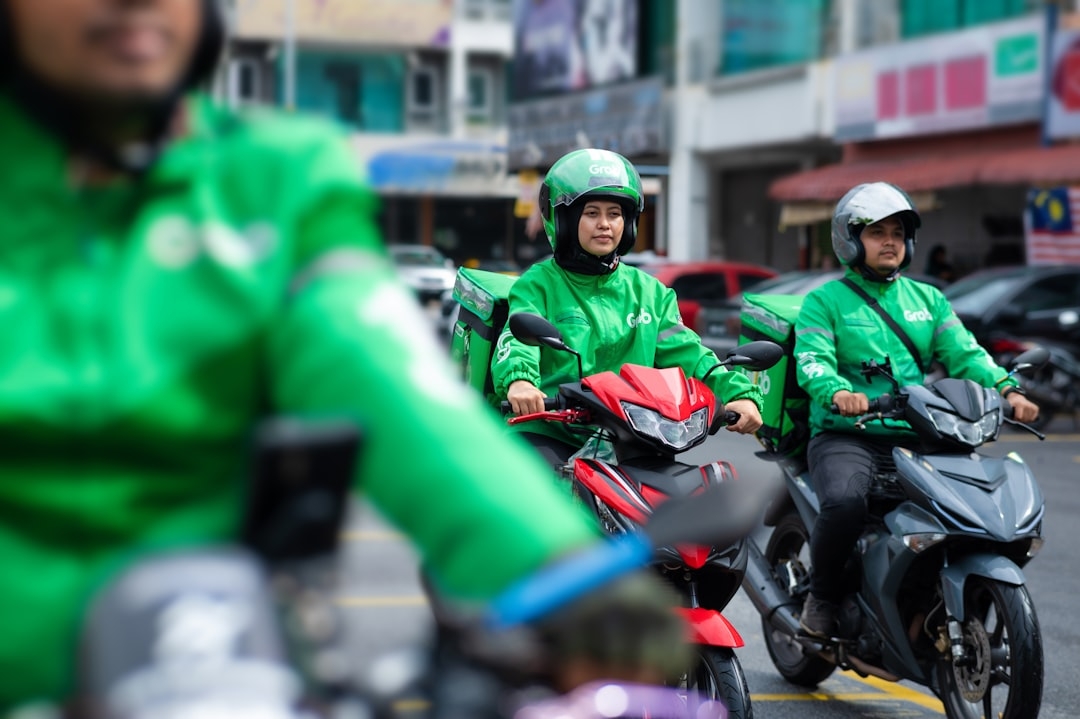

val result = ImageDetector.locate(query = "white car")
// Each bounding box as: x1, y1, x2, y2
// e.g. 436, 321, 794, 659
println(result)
389, 244, 457, 306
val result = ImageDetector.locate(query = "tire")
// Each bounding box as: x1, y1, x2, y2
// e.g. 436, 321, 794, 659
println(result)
935, 579, 1043, 719
685, 646, 753, 719
760, 512, 836, 687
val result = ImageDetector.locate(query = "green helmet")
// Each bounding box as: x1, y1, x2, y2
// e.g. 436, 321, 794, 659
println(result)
539, 149, 644, 256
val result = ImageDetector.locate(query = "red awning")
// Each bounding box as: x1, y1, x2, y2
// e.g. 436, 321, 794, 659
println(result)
769, 152, 996, 202
770, 142, 1080, 202
980, 143, 1080, 186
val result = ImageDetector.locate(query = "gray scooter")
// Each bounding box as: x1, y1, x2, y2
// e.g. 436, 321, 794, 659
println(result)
742, 348, 1049, 719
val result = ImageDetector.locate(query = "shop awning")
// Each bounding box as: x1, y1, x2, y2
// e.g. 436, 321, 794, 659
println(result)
769, 153, 995, 202
980, 143, 1080, 186
777, 192, 938, 229
770, 142, 1080, 204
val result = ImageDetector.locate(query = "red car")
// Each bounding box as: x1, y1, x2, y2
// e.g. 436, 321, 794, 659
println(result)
636, 261, 778, 334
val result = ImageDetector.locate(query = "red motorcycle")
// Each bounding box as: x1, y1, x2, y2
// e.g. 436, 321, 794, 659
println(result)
503, 312, 782, 719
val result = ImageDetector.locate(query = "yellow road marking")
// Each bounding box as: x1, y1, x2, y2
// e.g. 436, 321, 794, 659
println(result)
845, 672, 945, 712
392, 699, 430, 713
336, 595, 428, 607
751, 672, 943, 713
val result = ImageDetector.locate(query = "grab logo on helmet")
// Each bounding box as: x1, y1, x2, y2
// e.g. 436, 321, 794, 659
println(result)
586, 149, 621, 176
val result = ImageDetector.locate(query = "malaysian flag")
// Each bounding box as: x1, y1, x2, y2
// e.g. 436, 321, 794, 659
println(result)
1025, 187, 1080, 264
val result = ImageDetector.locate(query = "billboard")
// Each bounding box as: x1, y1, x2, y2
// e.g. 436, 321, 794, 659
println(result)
511, 0, 639, 100
234, 0, 452, 47
834, 14, 1045, 142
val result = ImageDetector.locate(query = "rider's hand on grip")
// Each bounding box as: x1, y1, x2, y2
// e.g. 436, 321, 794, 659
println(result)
830, 390, 870, 417
534, 570, 692, 692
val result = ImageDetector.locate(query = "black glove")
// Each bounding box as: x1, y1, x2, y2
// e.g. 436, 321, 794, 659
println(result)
534, 569, 691, 691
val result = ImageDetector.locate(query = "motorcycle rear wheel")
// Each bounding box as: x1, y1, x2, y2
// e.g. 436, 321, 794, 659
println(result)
761, 513, 836, 688
685, 646, 753, 719
935, 578, 1043, 719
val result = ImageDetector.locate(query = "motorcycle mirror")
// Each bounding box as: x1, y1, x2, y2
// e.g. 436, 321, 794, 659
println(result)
509, 313, 570, 352
508, 312, 585, 380
723, 340, 785, 372
1010, 346, 1050, 375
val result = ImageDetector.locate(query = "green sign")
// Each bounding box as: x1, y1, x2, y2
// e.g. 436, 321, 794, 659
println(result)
996, 33, 1039, 76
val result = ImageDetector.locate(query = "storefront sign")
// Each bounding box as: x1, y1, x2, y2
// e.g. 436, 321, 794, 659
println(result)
1046, 16, 1080, 140
507, 76, 667, 170
234, 0, 451, 47
365, 142, 514, 196
834, 14, 1045, 142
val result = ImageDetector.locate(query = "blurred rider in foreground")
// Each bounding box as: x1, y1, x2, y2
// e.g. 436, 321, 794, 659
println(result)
0, 0, 690, 710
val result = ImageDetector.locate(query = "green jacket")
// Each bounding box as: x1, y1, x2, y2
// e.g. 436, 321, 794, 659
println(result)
0, 94, 598, 708
491, 259, 763, 446
794, 269, 1016, 437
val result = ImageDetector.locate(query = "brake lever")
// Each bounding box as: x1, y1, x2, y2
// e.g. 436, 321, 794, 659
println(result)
1003, 417, 1046, 441
507, 409, 590, 426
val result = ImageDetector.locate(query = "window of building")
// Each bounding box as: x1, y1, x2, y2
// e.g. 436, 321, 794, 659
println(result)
467, 67, 494, 124
323, 62, 361, 125
462, 0, 510, 21
291, 51, 405, 131
407, 65, 440, 128
901, 0, 1041, 39
229, 58, 266, 106
719, 0, 830, 76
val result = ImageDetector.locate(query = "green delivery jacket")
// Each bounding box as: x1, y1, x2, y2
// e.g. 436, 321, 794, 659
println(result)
0, 94, 599, 708
794, 269, 1017, 438
491, 259, 763, 447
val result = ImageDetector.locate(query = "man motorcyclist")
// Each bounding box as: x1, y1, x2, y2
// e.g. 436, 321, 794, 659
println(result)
794, 181, 1040, 638
0, 0, 691, 709
493, 148, 764, 466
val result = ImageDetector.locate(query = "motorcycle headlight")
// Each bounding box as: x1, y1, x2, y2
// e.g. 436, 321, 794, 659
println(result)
927, 408, 998, 446
621, 403, 708, 451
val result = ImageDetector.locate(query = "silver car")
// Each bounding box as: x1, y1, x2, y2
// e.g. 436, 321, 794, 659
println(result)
389, 244, 457, 306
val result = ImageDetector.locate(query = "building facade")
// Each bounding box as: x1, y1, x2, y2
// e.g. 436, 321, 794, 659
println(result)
667, 0, 1080, 274
221, 0, 522, 266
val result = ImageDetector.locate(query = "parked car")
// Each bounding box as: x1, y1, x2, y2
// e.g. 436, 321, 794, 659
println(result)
944, 264, 1080, 356
636, 261, 778, 335
699, 268, 949, 356
389, 244, 457, 306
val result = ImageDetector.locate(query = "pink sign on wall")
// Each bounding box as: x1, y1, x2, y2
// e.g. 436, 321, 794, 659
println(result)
834, 14, 1044, 142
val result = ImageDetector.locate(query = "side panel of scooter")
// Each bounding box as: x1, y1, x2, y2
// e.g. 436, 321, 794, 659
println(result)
858, 503, 950, 681
574, 458, 651, 524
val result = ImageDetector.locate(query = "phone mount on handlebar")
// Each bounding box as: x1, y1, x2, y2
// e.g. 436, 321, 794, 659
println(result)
860, 357, 900, 395
240, 417, 361, 564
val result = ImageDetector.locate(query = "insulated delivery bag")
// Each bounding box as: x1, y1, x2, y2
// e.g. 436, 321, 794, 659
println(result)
737, 293, 809, 459
449, 267, 518, 406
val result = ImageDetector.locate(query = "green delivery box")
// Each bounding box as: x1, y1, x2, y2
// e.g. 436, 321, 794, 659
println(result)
738, 293, 809, 459
449, 267, 518, 405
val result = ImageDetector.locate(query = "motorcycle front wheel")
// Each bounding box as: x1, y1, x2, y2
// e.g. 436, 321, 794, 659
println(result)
934, 578, 1043, 719
760, 513, 836, 688
685, 646, 753, 719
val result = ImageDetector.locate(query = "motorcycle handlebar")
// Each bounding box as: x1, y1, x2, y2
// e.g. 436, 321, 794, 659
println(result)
500, 398, 563, 415
829, 394, 896, 416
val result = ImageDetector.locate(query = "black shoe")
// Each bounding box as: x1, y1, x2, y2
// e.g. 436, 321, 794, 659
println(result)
799, 594, 838, 638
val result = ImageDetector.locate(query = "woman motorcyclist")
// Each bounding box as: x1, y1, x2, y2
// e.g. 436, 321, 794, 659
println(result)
793, 181, 1040, 638
0, 0, 689, 710
493, 148, 764, 466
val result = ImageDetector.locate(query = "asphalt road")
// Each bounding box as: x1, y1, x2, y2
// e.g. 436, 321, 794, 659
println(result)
336, 414, 1080, 718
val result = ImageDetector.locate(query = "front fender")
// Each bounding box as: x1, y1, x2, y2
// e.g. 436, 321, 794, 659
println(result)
679, 607, 744, 648
940, 554, 1026, 622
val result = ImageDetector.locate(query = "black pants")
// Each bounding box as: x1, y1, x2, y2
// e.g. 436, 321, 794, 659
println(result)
805, 431, 915, 602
